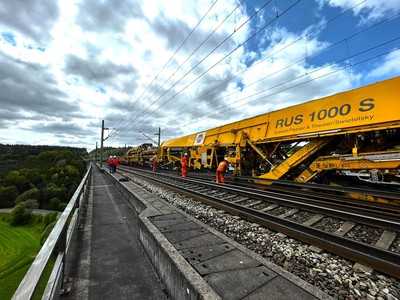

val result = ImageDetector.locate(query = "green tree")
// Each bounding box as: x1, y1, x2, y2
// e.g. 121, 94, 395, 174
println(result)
23, 199, 39, 209
49, 197, 61, 210
44, 183, 66, 201
9, 204, 32, 226
0, 186, 18, 208
4, 170, 29, 192
65, 165, 79, 178
15, 187, 40, 204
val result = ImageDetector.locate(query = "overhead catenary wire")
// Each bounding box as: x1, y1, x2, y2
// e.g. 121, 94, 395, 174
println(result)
109, 0, 366, 140
178, 0, 370, 103
107, 0, 220, 137
126, 7, 400, 135
110, 0, 300, 139
112, 0, 274, 137
110, 1, 399, 147
109, 2, 242, 139
134, 0, 382, 131
172, 12, 400, 122
134, 0, 300, 126
141, 0, 273, 109
146, 2, 242, 106
179, 37, 400, 130
111, 36, 400, 142
114, 43, 399, 142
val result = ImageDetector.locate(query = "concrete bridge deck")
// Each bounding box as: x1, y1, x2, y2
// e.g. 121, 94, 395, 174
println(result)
64, 166, 167, 299
61, 165, 330, 300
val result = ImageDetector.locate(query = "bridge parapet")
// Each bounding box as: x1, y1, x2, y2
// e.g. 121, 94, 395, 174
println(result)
12, 164, 92, 300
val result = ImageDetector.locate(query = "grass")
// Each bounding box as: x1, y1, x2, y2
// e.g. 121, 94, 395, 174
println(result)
0, 213, 54, 300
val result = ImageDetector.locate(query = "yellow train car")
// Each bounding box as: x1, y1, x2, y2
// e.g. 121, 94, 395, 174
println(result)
160, 76, 400, 185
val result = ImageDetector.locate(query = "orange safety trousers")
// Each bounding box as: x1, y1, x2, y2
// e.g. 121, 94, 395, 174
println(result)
181, 164, 187, 177
216, 170, 225, 183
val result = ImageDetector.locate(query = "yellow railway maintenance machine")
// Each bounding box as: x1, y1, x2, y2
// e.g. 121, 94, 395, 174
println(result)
160, 76, 400, 188
123, 143, 158, 167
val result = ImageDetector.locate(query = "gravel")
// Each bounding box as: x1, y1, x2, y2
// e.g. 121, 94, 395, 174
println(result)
237, 199, 258, 206
390, 237, 400, 253
267, 206, 291, 216
286, 210, 315, 223
130, 175, 400, 300
313, 217, 344, 233
252, 202, 272, 210
345, 225, 384, 245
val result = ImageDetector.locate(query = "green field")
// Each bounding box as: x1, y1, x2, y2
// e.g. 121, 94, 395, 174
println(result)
0, 214, 50, 299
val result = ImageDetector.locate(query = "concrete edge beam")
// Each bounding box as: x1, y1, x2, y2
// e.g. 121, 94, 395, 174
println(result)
103, 169, 221, 300
104, 168, 331, 300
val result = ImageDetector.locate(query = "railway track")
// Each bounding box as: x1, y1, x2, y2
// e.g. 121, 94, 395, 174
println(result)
120, 166, 400, 216
118, 166, 400, 279
120, 164, 400, 204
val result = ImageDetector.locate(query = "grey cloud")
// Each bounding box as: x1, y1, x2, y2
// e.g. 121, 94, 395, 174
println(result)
107, 98, 163, 119
196, 73, 235, 106
65, 55, 136, 83
0, 0, 59, 43
64, 55, 138, 93
102, 110, 183, 145
114, 123, 183, 145
151, 15, 235, 54
29, 122, 95, 137
161, 72, 239, 120
76, 0, 143, 33
0, 52, 81, 119
0, 109, 26, 121
0, 109, 51, 124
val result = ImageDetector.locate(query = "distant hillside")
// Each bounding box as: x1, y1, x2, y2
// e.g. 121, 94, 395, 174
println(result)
0, 144, 87, 210
0, 144, 87, 175
89, 146, 131, 160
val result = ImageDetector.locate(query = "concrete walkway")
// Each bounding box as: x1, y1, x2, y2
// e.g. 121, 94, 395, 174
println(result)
65, 167, 167, 300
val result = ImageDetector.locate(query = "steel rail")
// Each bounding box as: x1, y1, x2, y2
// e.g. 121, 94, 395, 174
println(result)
206, 176, 400, 215
272, 180, 400, 200
119, 165, 400, 203
123, 168, 400, 279
176, 170, 400, 214
119, 166, 400, 229
119, 165, 400, 217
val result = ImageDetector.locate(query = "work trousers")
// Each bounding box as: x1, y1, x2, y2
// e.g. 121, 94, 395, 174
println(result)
216, 170, 225, 183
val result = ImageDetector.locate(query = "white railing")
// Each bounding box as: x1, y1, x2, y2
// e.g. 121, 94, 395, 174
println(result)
12, 164, 92, 300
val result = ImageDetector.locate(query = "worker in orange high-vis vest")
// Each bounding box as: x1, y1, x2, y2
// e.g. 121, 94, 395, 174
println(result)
152, 154, 158, 173
181, 153, 188, 177
216, 157, 229, 184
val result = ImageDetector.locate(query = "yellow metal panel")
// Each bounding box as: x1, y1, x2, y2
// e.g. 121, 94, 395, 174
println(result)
162, 134, 196, 147
161, 76, 400, 148
267, 76, 400, 139
259, 138, 331, 180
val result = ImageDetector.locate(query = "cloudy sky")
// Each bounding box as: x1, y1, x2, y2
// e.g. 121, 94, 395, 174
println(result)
0, 0, 399, 150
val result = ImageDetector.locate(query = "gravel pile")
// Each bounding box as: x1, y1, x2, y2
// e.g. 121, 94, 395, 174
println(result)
130, 176, 400, 300
313, 217, 344, 233
346, 225, 384, 245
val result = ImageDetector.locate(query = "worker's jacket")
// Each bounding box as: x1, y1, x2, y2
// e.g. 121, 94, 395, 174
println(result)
217, 160, 228, 172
